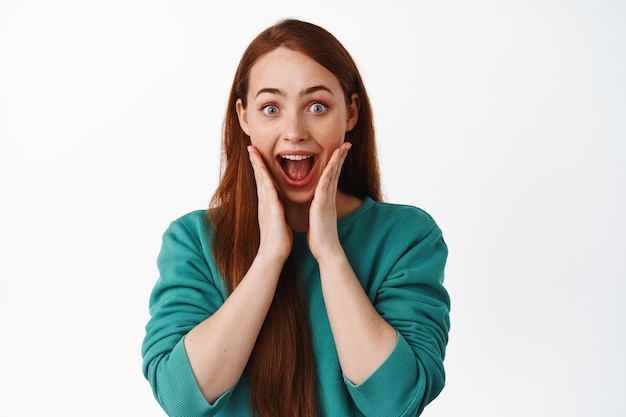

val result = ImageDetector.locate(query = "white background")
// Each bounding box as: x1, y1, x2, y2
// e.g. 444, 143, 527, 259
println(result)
1, 1, 624, 416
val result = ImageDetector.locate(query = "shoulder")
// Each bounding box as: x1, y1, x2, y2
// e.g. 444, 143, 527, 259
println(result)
364, 199, 441, 237
166, 209, 208, 232
157, 209, 220, 285
339, 198, 445, 255
161, 209, 211, 248
170, 209, 207, 227
373, 201, 437, 223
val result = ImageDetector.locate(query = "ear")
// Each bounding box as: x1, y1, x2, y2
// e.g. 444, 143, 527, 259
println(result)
236, 98, 250, 136
345, 93, 360, 132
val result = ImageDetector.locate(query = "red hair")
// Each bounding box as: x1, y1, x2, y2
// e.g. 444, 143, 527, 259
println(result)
208, 19, 381, 416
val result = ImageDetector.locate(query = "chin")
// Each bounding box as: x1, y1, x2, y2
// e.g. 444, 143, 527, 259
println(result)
279, 186, 316, 206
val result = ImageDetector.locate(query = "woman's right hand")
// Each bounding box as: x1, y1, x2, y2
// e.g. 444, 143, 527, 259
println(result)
183, 146, 291, 404
247, 145, 293, 264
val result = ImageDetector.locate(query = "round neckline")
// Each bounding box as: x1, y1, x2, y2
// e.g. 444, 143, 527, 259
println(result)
293, 196, 374, 239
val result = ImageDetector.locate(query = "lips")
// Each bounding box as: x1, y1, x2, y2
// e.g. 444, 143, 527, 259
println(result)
276, 152, 318, 187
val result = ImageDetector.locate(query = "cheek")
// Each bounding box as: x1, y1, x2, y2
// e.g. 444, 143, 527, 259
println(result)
248, 135, 275, 165
319, 120, 347, 145
247, 125, 271, 148
249, 116, 279, 139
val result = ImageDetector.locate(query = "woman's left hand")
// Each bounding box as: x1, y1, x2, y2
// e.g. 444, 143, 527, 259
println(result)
308, 142, 351, 262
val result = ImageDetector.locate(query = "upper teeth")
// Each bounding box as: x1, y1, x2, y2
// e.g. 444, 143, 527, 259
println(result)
281, 155, 312, 161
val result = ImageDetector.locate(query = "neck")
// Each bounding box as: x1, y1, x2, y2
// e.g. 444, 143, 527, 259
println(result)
282, 191, 363, 233
283, 201, 311, 233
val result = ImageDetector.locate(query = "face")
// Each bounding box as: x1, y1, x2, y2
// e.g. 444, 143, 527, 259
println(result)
236, 47, 359, 205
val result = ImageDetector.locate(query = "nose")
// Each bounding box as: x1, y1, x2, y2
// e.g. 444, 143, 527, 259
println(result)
282, 112, 308, 143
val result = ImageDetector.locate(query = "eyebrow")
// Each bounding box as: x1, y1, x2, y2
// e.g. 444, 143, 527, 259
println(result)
254, 85, 334, 99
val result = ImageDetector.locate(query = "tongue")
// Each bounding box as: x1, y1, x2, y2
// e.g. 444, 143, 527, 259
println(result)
284, 159, 312, 181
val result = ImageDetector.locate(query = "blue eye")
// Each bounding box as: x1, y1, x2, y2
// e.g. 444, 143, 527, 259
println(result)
309, 102, 327, 114
262, 105, 279, 116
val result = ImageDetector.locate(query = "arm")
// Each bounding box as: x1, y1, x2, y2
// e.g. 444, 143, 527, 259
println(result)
185, 146, 293, 403
320, 219, 450, 417
309, 143, 397, 383
141, 215, 234, 417
355, 222, 450, 416
142, 147, 293, 416
317, 253, 398, 384
141, 216, 285, 416
309, 145, 450, 416
184, 254, 283, 403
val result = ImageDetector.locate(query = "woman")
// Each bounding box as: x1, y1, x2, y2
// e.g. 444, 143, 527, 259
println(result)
142, 19, 450, 417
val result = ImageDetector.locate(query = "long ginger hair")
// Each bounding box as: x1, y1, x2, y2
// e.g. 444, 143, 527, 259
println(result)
207, 19, 382, 416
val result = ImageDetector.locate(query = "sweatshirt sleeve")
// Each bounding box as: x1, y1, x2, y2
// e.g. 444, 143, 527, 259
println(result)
141, 213, 235, 417
345, 210, 450, 416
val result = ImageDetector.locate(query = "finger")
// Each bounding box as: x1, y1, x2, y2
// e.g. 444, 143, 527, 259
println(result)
333, 142, 351, 183
247, 145, 262, 183
247, 146, 277, 199
247, 145, 267, 176
318, 142, 351, 195
247, 146, 267, 198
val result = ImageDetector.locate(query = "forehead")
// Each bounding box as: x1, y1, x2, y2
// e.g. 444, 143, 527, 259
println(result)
248, 47, 343, 95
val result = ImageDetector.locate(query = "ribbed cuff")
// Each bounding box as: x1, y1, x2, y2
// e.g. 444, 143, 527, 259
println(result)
344, 332, 419, 416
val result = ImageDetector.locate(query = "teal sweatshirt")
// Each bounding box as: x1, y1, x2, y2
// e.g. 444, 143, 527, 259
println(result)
142, 197, 450, 416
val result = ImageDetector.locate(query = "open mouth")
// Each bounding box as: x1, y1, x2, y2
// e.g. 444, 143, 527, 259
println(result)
278, 154, 317, 182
